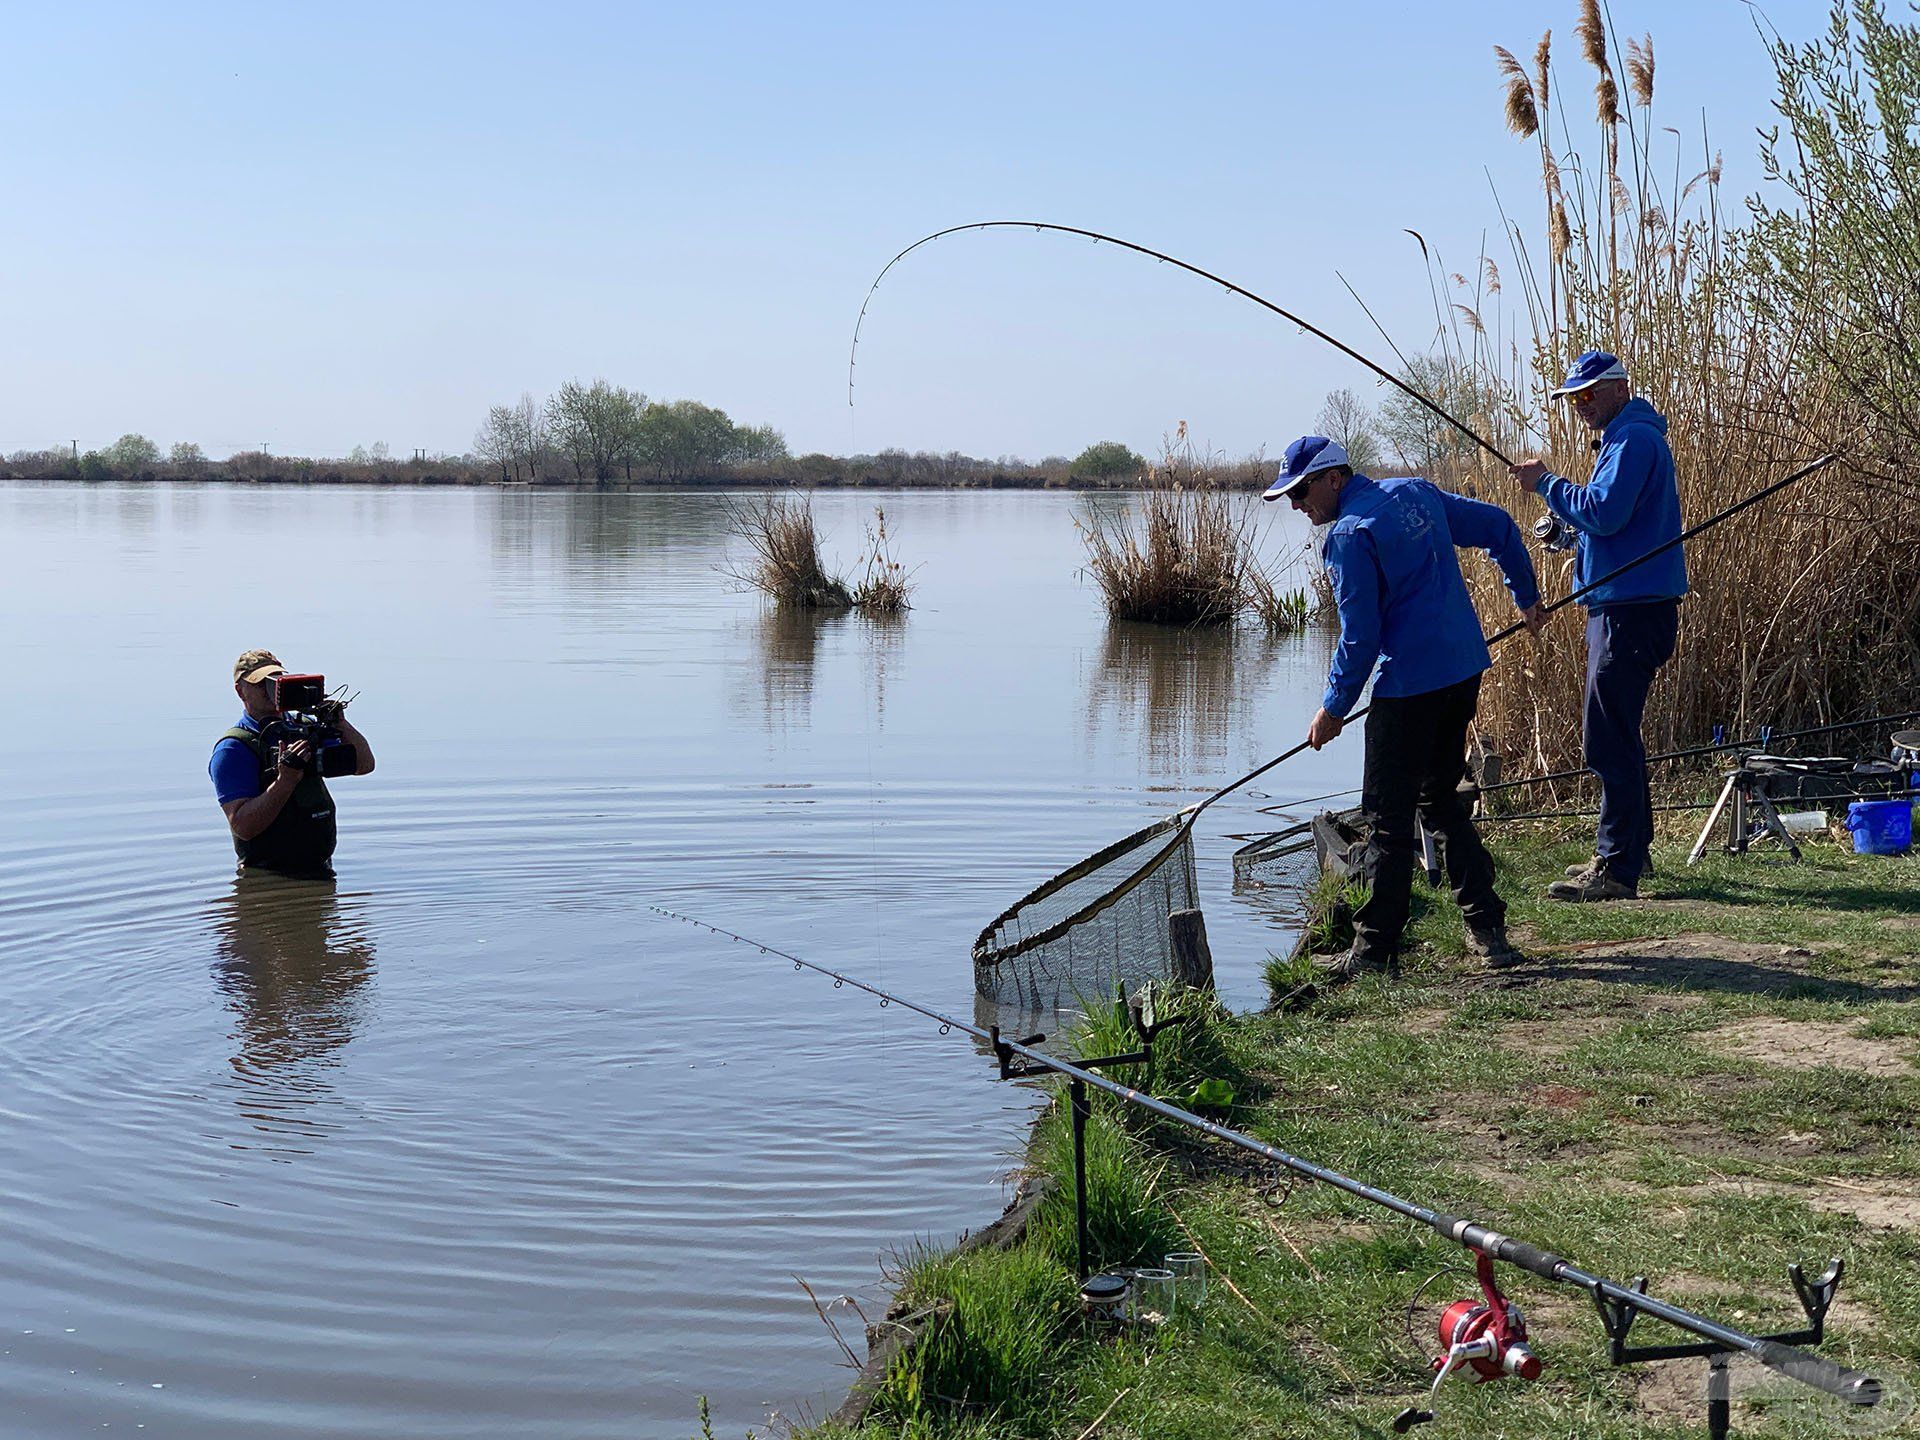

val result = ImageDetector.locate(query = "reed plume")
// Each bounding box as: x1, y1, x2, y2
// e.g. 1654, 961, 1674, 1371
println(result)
1577, 0, 1607, 72
1597, 71, 1622, 125
1625, 33, 1655, 106
1496, 44, 1539, 136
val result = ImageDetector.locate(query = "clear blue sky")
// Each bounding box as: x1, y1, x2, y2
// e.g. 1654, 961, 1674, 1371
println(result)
0, 2, 1826, 462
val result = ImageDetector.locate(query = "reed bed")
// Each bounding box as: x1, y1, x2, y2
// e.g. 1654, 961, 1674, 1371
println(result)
723, 492, 853, 607
1422, 2, 1919, 785
1079, 436, 1260, 626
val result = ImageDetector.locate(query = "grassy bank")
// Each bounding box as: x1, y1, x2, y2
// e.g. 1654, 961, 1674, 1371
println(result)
805, 824, 1920, 1439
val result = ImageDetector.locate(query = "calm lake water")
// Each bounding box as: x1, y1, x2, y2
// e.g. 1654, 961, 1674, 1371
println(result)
0, 483, 1357, 1438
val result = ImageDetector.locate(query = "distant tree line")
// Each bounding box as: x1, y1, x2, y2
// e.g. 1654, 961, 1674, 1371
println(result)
1, 391, 1279, 491
471, 381, 791, 485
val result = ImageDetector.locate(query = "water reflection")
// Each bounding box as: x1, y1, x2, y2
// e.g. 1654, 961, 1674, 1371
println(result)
861, 611, 907, 727
210, 872, 376, 1149
733, 605, 844, 730
485, 487, 732, 579
1086, 622, 1282, 774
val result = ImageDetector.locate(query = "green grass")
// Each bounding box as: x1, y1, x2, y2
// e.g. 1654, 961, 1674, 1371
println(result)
804, 827, 1920, 1439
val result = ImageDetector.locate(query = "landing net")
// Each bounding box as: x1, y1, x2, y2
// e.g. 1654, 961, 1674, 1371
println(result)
1230, 817, 1321, 894
972, 814, 1199, 1007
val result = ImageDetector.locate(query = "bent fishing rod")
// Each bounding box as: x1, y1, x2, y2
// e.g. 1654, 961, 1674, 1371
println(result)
648, 903, 1884, 1411
1181, 451, 1839, 824
850, 220, 1515, 467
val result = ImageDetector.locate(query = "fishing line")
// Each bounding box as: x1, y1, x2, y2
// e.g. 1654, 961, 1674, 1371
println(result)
1180, 452, 1838, 822
850, 222, 1513, 466
851, 222, 1843, 817
647, 902, 1889, 1414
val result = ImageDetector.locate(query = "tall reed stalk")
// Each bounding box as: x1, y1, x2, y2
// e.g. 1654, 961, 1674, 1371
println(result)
1421, 3, 1913, 785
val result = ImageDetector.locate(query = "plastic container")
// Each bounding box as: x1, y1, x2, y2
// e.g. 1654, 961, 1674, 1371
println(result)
1846, 799, 1912, 855
1779, 810, 1828, 835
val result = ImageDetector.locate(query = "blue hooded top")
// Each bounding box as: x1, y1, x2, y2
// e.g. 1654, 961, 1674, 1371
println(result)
1534, 396, 1688, 607
1320, 475, 1540, 719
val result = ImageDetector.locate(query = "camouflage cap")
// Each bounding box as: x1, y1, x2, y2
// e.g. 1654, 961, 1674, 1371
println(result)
234, 648, 285, 685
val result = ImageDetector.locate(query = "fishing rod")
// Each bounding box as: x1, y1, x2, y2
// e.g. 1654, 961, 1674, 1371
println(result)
850, 220, 1843, 821
648, 903, 1886, 1422
1182, 452, 1839, 823
1477, 709, 1920, 797
850, 221, 1514, 467
1260, 707, 1920, 817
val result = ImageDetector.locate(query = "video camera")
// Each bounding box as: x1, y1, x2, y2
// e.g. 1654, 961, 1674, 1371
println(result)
262, 673, 359, 778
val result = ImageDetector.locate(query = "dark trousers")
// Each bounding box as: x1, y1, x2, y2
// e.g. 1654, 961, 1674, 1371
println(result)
1352, 674, 1504, 961
1583, 601, 1680, 885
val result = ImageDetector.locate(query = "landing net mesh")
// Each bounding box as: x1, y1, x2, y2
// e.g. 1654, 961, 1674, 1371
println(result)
1230, 818, 1320, 894
972, 814, 1200, 1008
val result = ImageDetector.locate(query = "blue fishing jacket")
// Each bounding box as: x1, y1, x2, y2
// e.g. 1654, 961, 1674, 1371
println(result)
1534, 396, 1688, 607
1320, 475, 1540, 719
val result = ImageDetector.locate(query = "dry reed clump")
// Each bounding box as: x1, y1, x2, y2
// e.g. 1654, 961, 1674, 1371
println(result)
722, 492, 853, 608
1394, 4, 1916, 787
848, 506, 915, 612
1079, 432, 1260, 627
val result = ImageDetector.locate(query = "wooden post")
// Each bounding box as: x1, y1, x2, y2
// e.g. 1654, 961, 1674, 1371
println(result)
1168, 908, 1214, 991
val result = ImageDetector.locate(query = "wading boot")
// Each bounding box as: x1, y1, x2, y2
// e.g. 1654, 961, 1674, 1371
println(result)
1465, 925, 1526, 969
1313, 946, 1398, 984
1547, 861, 1637, 903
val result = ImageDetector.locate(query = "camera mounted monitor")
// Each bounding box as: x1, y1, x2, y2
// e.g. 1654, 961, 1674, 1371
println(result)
271, 673, 327, 715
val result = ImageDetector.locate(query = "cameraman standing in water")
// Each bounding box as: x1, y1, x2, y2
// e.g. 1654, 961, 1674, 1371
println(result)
210, 649, 376, 877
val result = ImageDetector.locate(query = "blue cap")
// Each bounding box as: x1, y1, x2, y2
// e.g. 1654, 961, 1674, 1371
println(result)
1549, 349, 1629, 397
1262, 436, 1350, 501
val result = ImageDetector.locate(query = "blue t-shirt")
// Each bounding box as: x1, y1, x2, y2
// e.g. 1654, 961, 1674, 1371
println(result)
210, 714, 266, 806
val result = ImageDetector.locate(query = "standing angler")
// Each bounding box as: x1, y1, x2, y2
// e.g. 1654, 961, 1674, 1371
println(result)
1510, 351, 1687, 902
1269, 437, 1545, 977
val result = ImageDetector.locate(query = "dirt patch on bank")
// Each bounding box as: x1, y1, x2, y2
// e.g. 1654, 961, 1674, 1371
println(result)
1514, 932, 1920, 1003
1702, 1017, 1917, 1077
1806, 1179, 1920, 1231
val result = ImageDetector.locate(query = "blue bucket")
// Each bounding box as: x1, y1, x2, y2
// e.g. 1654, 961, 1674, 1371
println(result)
1847, 799, 1913, 855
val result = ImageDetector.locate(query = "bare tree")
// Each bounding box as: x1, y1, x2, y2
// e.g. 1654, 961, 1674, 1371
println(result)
476, 395, 551, 481
1313, 388, 1384, 473
474, 406, 518, 482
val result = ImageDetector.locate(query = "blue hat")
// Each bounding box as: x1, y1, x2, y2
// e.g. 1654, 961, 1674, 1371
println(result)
1549, 349, 1629, 397
1262, 436, 1350, 501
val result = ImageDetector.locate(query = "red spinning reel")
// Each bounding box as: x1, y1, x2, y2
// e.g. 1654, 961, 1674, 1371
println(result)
1394, 1252, 1543, 1432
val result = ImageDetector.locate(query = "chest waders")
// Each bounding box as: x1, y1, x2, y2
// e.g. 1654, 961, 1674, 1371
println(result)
219, 727, 338, 875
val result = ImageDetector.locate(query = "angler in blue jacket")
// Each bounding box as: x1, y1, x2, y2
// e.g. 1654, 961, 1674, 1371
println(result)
1266, 436, 1544, 977
1510, 351, 1687, 902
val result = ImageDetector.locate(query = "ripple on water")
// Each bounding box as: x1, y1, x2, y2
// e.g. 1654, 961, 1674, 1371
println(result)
0, 485, 1338, 1437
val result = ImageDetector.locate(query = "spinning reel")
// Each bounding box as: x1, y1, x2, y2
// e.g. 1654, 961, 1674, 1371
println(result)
1394, 1252, 1543, 1432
